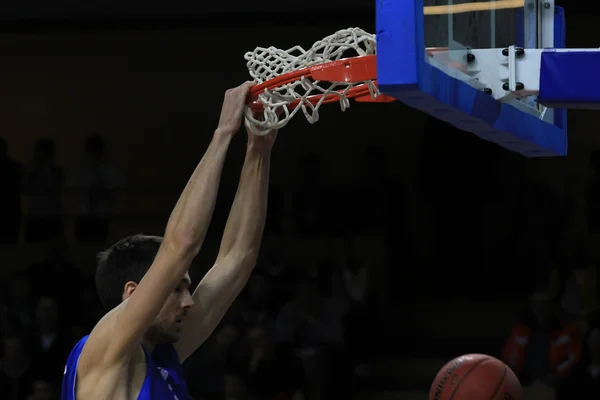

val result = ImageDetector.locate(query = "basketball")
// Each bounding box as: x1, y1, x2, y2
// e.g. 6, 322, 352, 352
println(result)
429, 354, 523, 400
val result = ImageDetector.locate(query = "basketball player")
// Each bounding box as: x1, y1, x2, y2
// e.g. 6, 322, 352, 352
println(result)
61, 81, 277, 399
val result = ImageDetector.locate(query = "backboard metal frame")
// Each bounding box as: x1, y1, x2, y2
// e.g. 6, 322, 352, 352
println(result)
376, 0, 567, 157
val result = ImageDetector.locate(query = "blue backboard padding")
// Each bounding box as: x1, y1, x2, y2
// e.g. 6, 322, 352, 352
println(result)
553, 7, 567, 130
376, 0, 568, 157
516, 9, 524, 48
376, 0, 419, 88
539, 50, 600, 109
383, 62, 567, 157
515, 9, 536, 49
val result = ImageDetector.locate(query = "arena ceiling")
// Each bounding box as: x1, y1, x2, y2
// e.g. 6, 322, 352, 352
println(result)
0, 0, 589, 29
0, 0, 369, 20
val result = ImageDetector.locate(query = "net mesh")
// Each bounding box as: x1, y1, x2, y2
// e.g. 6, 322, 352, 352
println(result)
244, 27, 381, 135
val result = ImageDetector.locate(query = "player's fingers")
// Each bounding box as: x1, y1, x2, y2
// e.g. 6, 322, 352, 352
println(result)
242, 81, 256, 93
235, 81, 256, 100
238, 81, 255, 90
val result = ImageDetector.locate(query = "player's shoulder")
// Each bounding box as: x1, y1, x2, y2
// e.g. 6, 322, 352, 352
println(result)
61, 335, 90, 399
65, 335, 90, 368
66, 335, 90, 362
77, 303, 132, 371
63, 332, 145, 400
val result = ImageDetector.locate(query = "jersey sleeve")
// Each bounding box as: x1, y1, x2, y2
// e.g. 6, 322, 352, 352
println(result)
60, 336, 89, 400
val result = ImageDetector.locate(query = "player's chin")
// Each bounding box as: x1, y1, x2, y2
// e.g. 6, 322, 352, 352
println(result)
163, 330, 181, 344
157, 326, 180, 344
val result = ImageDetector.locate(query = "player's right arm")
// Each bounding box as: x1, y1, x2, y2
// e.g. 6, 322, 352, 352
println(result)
76, 82, 255, 377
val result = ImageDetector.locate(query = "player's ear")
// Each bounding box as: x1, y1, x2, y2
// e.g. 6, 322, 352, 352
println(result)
122, 281, 138, 301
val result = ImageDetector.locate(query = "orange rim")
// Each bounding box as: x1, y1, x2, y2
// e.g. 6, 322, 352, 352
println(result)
247, 55, 395, 111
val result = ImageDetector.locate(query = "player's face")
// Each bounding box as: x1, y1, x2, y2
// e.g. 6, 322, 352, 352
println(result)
151, 273, 194, 343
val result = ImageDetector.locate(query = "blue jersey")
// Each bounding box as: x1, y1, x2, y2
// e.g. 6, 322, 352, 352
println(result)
61, 335, 190, 400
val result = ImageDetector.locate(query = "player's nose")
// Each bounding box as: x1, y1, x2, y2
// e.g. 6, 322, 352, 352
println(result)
181, 291, 194, 308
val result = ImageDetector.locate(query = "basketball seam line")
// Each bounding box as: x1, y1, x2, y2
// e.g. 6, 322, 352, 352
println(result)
488, 365, 508, 400
447, 357, 489, 400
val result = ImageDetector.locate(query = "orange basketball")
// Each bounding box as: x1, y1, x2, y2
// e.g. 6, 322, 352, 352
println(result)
429, 354, 523, 400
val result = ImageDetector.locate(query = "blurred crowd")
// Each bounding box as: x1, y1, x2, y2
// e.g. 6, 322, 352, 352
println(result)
0, 234, 375, 400
0, 135, 123, 246
4, 120, 600, 400
498, 149, 600, 399
0, 134, 382, 400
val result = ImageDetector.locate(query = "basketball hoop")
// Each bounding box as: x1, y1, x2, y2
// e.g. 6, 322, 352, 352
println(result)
243, 28, 395, 135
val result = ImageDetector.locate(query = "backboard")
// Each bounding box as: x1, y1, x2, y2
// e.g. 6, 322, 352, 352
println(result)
376, 0, 568, 157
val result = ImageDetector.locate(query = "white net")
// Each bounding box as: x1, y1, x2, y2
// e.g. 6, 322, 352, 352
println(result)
244, 27, 382, 135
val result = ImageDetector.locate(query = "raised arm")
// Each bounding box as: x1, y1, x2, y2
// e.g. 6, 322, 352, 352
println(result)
174, 118, 277, 362
78, 82, 254, 373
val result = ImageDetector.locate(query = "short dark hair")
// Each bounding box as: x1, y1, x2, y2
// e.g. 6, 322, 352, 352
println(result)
95, 234, 163, 311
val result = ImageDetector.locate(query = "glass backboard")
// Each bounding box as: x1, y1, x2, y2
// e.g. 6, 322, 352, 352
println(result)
424, 0, 529, 52
376, 0, 568, 157
423, 0, 534, 83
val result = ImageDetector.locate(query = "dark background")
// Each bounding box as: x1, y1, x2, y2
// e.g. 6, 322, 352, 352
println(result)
0, 0, 591, 31
1, 1, 600, 400
0, 0, 590, 20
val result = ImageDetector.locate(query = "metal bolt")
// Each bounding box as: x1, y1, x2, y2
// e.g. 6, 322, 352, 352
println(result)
502, 47, 525, 57
544, 2, 551, 9
503, 82, 525, 91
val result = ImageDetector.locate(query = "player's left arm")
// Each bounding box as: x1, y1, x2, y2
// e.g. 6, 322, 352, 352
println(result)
174, 123, 277, 362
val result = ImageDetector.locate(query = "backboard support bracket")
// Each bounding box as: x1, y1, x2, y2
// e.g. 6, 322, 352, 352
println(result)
376, 0, 572, 157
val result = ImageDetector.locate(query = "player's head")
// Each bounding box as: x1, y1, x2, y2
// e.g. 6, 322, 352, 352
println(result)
95, 234, 194, 343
